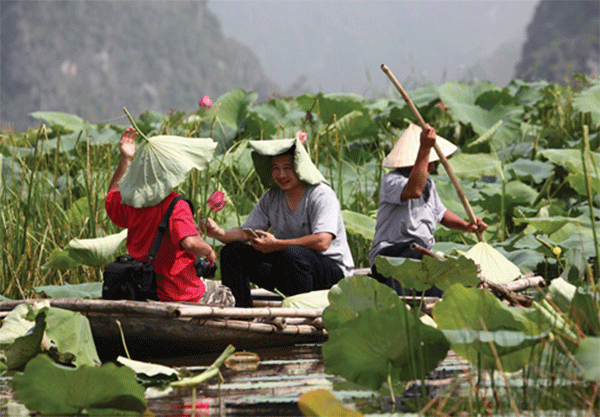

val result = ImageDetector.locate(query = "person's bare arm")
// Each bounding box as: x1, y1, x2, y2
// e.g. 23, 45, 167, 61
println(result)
441, 210, 488, 234
180, 234, 216, 265
250, 231, 333, 253
199, 218, 249, 244
401, 124, 435, 199
108, 127, 137, 191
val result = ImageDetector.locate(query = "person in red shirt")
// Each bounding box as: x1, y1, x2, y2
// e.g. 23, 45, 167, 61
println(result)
106, 127, 233, 304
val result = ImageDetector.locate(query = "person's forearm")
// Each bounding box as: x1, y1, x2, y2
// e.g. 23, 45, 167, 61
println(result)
440, 210, 470, 231
212, 227, 249, 244
108, 156, 132, 191
401, 147, 431, 199
274, 233, 332, 252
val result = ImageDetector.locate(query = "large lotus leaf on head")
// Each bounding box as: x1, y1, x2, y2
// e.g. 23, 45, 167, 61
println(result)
373, 255, 480, 293
119, 136, 217, 208
433, 284, 550, 372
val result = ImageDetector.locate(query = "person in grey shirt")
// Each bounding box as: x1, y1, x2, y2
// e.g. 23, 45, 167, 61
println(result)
369, 123, 487, 296
203, 138, 354, 307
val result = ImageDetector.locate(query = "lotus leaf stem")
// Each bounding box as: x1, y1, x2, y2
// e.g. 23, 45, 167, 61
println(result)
122, 107, 149, 142
581, 125, 599, 281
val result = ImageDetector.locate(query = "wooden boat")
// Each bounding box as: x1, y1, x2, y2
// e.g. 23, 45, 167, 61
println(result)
0, 270, 544, 360
0, 290, 330, 360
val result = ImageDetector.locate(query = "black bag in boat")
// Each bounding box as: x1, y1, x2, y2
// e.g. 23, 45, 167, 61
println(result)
102, 254, 157, 301
102, 195, 193, 301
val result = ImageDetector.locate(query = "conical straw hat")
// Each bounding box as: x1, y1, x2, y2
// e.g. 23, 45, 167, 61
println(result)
382, 124, 458, 169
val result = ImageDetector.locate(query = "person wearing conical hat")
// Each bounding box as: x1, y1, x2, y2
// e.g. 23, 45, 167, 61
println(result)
106, 127, 234, 305
202, 137, 355, 307
369, 123, 487, 296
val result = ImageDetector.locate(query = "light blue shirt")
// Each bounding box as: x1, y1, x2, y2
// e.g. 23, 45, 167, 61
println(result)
243, 183, 355, 276
368, 170, 447, 268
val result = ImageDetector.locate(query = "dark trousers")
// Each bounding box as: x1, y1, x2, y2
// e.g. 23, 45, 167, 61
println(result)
371, 242, 443, 297
220, 241, 344, 307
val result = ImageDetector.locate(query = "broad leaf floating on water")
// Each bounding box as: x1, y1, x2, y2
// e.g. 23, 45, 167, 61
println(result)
13, 354, 146, 416
43, 229, 127, 270
373, 254, 480, 293
433, 284, 551, 372
0, 309, 47, 370
464, 242, 521, 284
119, 135, 217, 208
322, 276, 449, 391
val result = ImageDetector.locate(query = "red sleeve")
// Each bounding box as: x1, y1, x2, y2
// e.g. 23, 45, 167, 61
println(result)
169, 199, 199, 247
105, 189, 127, 228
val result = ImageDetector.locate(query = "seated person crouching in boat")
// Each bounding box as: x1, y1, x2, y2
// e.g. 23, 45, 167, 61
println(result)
369, 124, 488, 297
201, 138, 355, 307
105, 127, 235, 306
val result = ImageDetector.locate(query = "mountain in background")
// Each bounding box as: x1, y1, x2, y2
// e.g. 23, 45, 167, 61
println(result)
0, 0, 278, 131
1, 0, 598, 133
514, 0, 599, 82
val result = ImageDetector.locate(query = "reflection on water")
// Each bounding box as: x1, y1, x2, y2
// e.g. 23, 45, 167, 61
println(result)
147, 343, 338, 416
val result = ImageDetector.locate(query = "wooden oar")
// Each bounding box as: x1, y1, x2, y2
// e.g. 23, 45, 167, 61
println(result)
381, 64, 485, 242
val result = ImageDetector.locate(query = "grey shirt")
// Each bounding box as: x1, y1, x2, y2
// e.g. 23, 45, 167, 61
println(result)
368, 170, 447, 268
242, 183, 355, 276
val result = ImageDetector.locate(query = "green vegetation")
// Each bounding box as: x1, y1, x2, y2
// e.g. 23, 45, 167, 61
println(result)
0, 72, 598, 416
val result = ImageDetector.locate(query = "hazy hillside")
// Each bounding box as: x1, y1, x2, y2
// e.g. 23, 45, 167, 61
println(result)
515, 0, 599, 82
0, 0, 279, 131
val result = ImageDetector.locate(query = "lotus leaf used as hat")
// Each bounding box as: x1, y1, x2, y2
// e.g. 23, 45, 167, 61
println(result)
249, 138, 327, 189
382, 123, 458, 169
119, 135, 217, 208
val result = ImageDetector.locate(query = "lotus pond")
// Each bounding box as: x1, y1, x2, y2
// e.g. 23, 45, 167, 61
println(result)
0, 73, 598, 415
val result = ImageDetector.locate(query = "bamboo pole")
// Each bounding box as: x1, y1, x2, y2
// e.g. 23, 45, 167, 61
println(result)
381, 64, 484, 242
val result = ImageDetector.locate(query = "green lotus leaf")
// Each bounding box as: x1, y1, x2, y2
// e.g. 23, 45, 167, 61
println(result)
570, 285, 600, 337
43, 229, 127, 269
119, 135, 217, 208
201, 88, 259, 149
322, 275, 403, 331
439, 82, 524, 150
505, 158, 556, 185
1, 302, 101, 368
29, 111, 88, 132
574, 337, 600, 382
1, 308, 47, 370
373, 254, 480, 292
464, 242, 522, 284
433, 284, 550, 372
342, 210, 376, 240
448, 153, 503, 180
281, 290, 330, 310
117, 356, 179, 385
513, 216, 581, 236
572, 83, 600, 125
34, 282, 102, 299
323, 300, 450, 391
13, 354, 146, 415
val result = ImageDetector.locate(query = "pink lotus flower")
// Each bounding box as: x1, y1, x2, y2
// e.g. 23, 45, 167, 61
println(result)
436, 101, 449, 114
198, 96, 213, 109
207, 190, 227, 212
295, 129, 308, 145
